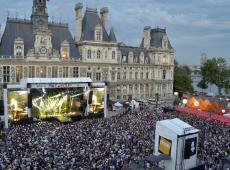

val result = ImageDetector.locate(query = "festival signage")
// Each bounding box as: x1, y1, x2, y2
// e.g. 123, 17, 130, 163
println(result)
184, 137, 197, 159
30, 83, 88, 89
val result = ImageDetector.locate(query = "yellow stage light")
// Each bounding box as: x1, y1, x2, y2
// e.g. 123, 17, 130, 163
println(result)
222, 109, 226, 114
194, 101, 199, 107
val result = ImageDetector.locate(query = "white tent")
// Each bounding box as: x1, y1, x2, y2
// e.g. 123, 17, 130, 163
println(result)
114, 102, 123, 107
224, 113, 230, 117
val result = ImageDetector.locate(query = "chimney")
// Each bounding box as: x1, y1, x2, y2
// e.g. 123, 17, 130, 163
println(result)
75, 3, 83, 42
143, 26, 151, 49
100, 7, 109, 30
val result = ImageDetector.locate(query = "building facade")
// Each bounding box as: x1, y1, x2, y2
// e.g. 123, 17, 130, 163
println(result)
0, 0, 175, 101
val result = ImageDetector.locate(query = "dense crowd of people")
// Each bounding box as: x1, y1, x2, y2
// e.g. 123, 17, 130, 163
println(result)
0, 104, 230, 169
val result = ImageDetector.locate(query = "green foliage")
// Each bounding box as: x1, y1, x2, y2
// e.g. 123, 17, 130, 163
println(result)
173, 63, 194, 93
197, 79, 208, 90
199, 57, 230, 95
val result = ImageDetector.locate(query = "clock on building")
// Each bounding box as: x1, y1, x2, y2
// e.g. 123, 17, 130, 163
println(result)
40, 47, 48, 54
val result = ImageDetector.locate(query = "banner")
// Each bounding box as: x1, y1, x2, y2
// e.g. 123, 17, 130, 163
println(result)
184, 137, 197, 159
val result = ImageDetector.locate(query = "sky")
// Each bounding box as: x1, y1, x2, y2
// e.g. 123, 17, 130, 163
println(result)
0, 0, 229, 64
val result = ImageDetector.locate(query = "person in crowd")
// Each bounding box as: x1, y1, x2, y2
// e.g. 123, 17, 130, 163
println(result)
0, 104, 229, 169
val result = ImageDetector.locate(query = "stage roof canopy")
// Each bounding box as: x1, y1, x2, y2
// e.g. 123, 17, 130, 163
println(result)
20, 78, 92, 84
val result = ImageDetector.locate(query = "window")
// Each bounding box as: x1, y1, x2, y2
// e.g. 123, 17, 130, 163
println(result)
163, 70, 166, 79
61, 48, 69, 59
123, 72, 126, 80
129, 85, 132, 93
16, 46, 23, 57
152, 71, 154, 79
73, 67, 79, 78
117, 72, 121, 80
63, 67, 68, 78
97, 50, 101, 59
40, 66, 46, 78
87, 72, 92, 78
16, 66, 23, 82
163, 56, 168, 64
140, 72, 143, 79
123, 85, 127, 94
105, 51, 108, 59
135, 72, 138, 80
158, 70, 161, 79
29, 66, 35, 78
146, 72, 149, 79
111, 72, 115, 81
87, 50, 91, 59
96, 30, 102, 41
3, 66, 10, 83
112, 51, 116, 59
96, 72, 101, 81
129, 72, 132, 80
52, 66, 58, 78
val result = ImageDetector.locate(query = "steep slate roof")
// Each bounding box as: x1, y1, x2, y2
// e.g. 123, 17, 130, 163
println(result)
81, 8, 110, 42
0, 19, 33, 56
0, 18, 79, 58
140, 28, 173, 49
109, 28, 117, 42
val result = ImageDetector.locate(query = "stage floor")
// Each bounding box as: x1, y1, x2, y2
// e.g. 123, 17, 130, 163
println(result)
177, 107, 230, 125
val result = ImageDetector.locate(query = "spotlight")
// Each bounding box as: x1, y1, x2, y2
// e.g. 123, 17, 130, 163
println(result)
174, 92, 178, 96
182, 99, 188, 104
222, 109, 226, 114
194, 101, 199, 107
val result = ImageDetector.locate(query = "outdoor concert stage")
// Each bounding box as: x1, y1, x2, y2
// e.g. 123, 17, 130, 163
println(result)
177, 107, 230, 125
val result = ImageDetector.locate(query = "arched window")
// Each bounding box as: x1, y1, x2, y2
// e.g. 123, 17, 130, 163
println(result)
97, 50, 101, 59
16, 46, 22, 56
87, 50, 91, 59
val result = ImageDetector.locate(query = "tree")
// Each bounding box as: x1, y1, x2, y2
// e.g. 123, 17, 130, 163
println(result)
199, 57, 230, 95
173, 62, 194, 93
197, 79, 208, 92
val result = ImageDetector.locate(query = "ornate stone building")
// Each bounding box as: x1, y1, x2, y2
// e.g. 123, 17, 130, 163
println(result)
0, 0, 175, 100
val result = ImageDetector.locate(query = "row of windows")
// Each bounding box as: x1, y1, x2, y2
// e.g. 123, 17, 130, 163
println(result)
115, 83, 172, 95
86, 72, 101, 81
87, 50, 116, 59
114, 70, 173, 80
1, 66, 173, 83
153, 55, 174, 64
1, 66, 79, 83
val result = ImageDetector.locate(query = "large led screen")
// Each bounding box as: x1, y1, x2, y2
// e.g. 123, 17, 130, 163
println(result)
31, 88, 86, 119
8, 90, 28, 121
158, 136, 172, 156
89, 88, 105, 113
